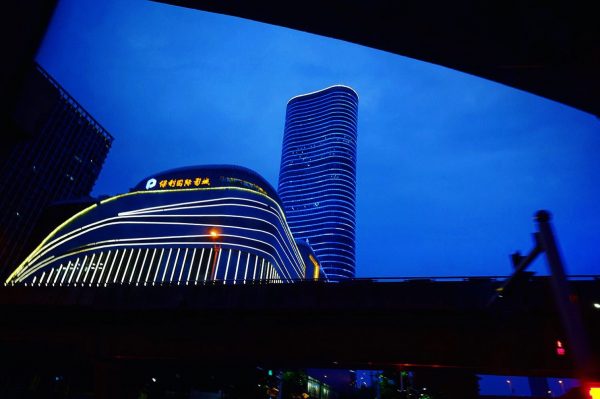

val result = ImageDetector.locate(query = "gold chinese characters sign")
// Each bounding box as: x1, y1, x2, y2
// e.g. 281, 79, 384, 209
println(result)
145, 177, 210, 190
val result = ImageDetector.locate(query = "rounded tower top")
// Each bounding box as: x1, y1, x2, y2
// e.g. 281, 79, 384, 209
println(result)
287, 85, 358, 105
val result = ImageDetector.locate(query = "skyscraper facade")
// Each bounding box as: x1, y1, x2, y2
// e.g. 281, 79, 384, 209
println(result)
0, 64, 113, 279
278, 85, 358, 280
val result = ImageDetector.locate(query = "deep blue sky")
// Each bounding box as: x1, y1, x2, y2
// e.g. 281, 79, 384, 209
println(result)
37, 0, 600, 278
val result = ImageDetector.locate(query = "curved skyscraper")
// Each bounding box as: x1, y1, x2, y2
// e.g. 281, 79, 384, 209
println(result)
278, 85, 358, 280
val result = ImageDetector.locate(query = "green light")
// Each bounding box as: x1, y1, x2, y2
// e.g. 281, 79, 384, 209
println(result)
268, 370, 273, 376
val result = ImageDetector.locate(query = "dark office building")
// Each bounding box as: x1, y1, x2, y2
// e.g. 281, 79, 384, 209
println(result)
0, 63, 113, 279
278, 85, 358, 280
6, 165, 311, 286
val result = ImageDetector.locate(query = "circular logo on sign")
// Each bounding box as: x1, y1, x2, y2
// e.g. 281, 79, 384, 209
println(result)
146, 178, 157, 190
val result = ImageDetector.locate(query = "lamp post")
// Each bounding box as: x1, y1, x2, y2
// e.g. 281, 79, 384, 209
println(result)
558, 380, 565, 395
506, 380, 514, 396
209, 228, 220, 282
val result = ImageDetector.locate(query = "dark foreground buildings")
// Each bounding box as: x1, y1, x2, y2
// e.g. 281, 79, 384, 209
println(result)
6, 165, 317, 286
0, 64, 113, 279
278, 85, 358, 281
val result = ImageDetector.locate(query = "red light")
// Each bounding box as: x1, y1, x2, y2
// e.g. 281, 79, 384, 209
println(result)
556, 340, 566, 356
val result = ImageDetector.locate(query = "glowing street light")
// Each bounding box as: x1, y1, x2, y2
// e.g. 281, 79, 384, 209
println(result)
209, 228, 221, 281
506, 379, 514, 396
558, 380, 565, 394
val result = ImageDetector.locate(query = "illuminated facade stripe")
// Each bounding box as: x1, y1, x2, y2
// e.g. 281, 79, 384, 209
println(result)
278, 86, 358, 281
136, 249, 149, 285
203, 248, 212, 282
178, 248, 188, 284
195, 248, 205, 284
243, 252, 250, 283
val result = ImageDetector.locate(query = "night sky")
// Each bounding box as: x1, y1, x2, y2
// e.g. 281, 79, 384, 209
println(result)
36, 0, 600, 278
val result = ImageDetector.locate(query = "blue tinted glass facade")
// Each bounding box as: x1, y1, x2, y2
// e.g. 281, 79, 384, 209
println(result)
278, 86, 358, 281
6, 165, 309, 286
0, 64, 112, 279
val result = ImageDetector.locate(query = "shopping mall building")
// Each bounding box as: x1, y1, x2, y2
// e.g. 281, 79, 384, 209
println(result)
6, 165, 324, 286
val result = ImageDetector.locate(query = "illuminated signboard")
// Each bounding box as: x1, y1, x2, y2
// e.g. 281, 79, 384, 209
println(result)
145, 177, 211, 190
143, 176, 268, 195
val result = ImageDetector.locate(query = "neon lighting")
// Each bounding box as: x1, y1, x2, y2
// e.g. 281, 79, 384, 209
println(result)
144, 248, 158, 286
153, 248, 166, 285
146, 178, 157, 190
76, 255, 87, 284
204, 248, 213, 282
118, 249, 133, 283
52, 263, 66, 285
6, 201, 99, 283
157, 176, 210, 190
233, 250, 241, 284
169, 248, 181, 283
91, 251, 108, 285
60, 261, 72, 285
185, 248, 196, 285
243, 252, 250, 284
36, 187, 295, 271
103, 249, 118, 287
82, 253, 96, 283
589, 387, 600, 399
129, 249, 142, 284
136, 248, 149, 285
160, 248, 173, 284
8, 182, 309, 285
178, 248, 189, 285
194, 248, 205, 284
67, 258, 80, 285
74, 256, 89, 285
252, 256, 258, 280
279, 87, 357, 282
15, 205, 300, 282
260, 259, 265, 281
39, 271, 46, 285
112, 249, 128, 284
46, 269, 54, 286
213, 247, 223, 281
52, 265, 61, 285
223, 249, 232, 284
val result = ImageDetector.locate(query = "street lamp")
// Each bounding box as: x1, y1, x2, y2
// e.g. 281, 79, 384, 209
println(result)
209, 228, 220, 282
506, 379, 514, 396
558, 380, 565, 394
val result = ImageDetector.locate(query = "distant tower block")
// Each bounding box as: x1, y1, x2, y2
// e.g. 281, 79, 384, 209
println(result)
0, 64, 113, 279
278, 85, 358, 280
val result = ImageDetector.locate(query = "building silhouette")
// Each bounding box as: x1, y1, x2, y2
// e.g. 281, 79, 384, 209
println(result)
6, 165, 314, 286
0, 64, 113, 279
278, 85, 358, 280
